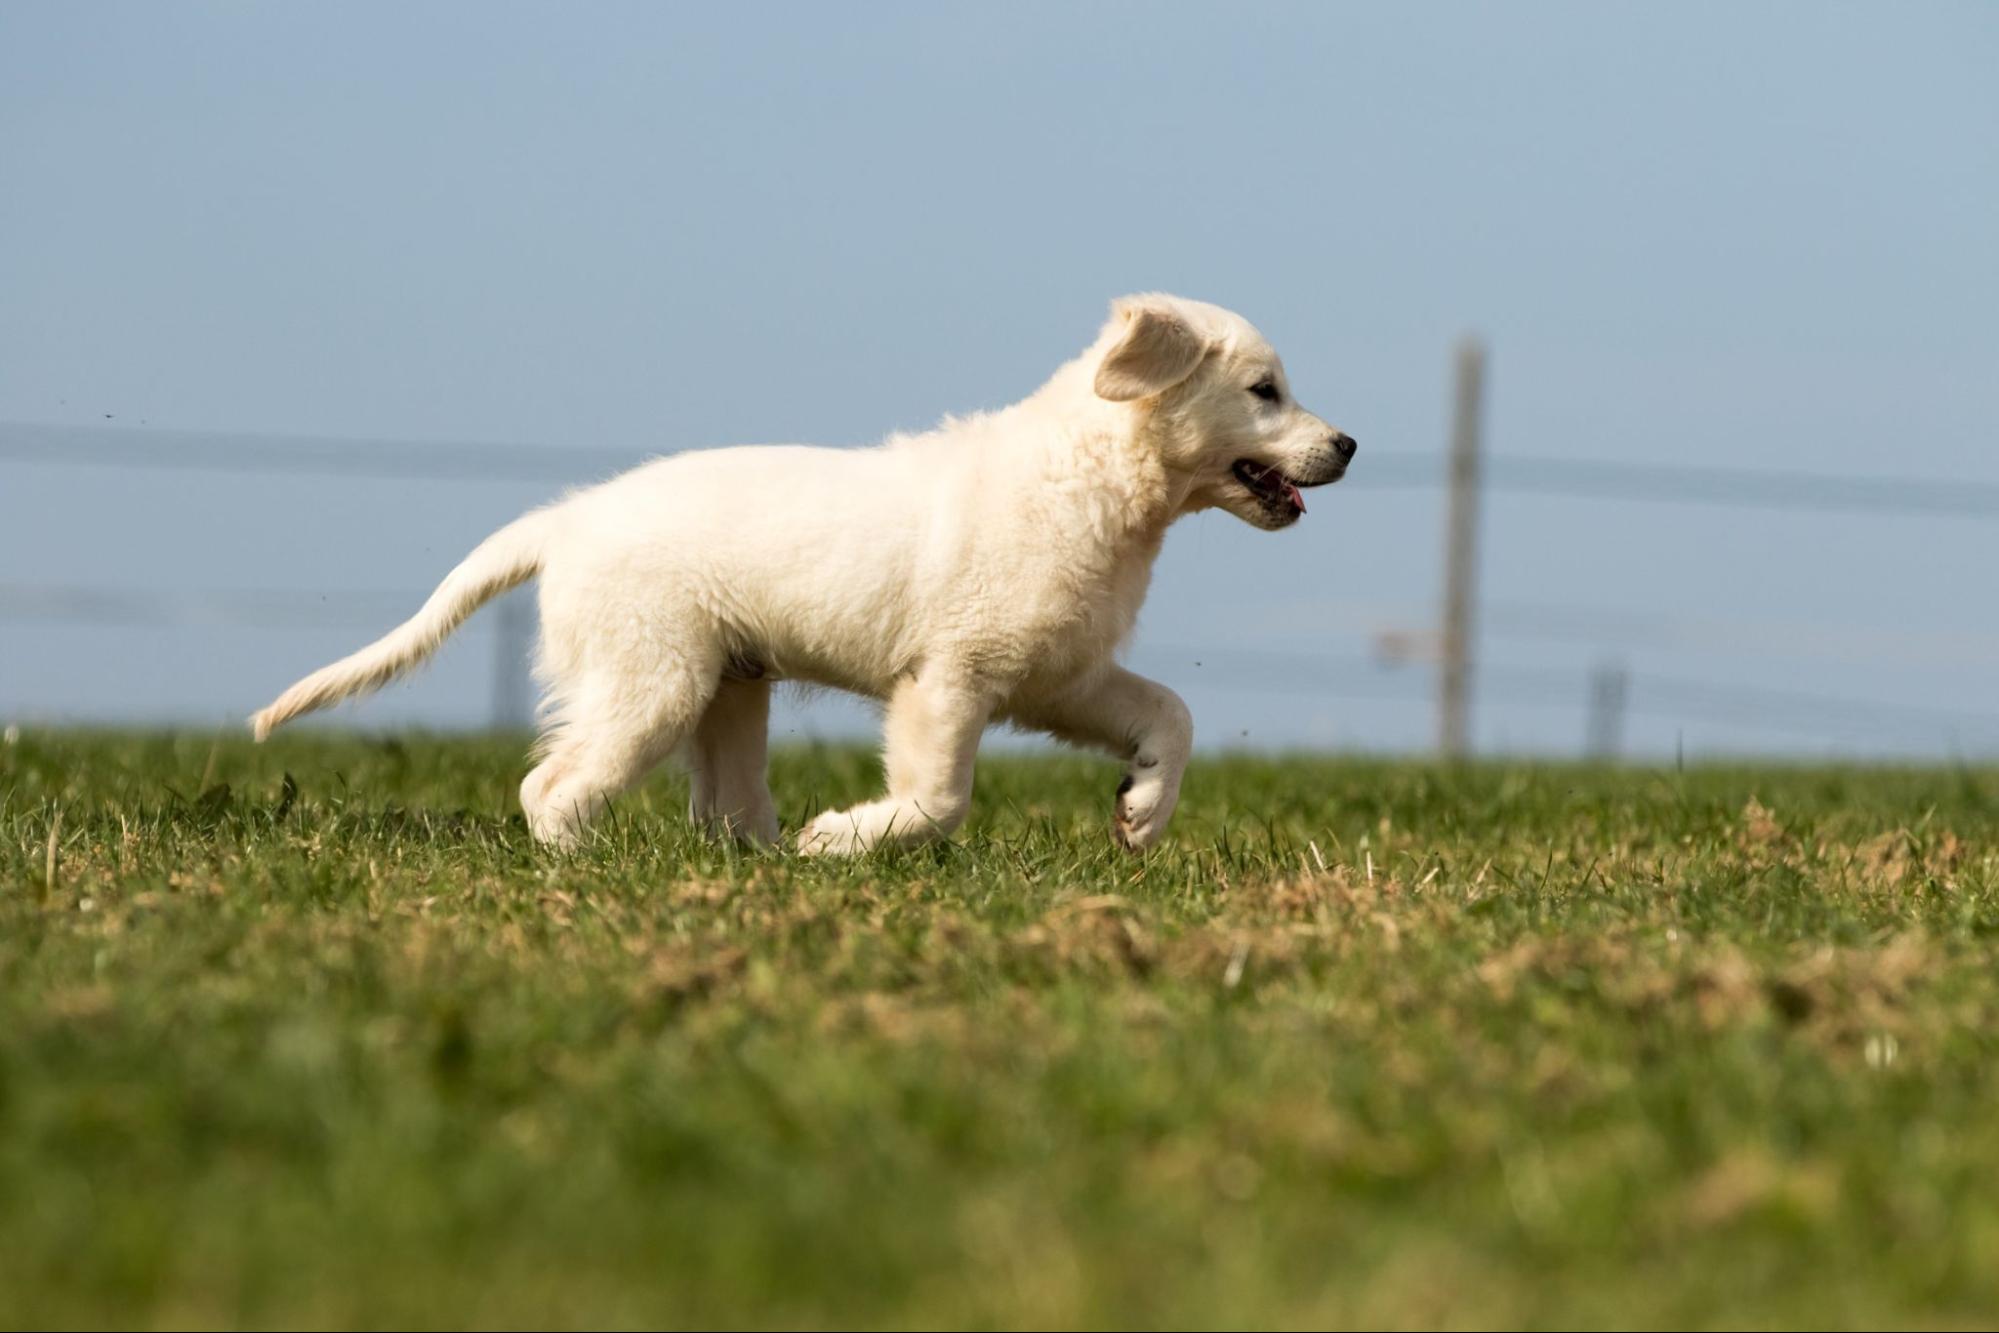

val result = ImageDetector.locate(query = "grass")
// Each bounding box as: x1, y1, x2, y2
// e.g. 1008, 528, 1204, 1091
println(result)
3, 729, 1999, 1329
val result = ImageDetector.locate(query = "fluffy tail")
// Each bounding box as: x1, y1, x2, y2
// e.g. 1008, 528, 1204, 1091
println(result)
249, 508, 555, 740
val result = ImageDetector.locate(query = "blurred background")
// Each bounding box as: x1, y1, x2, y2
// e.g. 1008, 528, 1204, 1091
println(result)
3, 1, 1995, 760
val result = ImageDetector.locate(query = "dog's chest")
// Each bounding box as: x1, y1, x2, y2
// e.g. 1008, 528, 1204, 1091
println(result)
1002, 550, 1152, 681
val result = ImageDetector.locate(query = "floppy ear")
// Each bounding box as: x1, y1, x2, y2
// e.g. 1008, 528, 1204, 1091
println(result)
1093, 297, 1209, 402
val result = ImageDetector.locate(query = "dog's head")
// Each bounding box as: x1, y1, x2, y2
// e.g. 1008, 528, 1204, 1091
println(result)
1093, 294, 1355, 530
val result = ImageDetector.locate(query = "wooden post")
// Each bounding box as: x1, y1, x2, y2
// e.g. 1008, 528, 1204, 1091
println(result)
492, 590, 535, 731
1585, 661, 1629, 760
1438, 335, 1486, 758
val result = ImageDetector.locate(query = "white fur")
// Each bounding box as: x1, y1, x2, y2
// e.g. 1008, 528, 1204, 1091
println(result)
250, 294, 1354, 853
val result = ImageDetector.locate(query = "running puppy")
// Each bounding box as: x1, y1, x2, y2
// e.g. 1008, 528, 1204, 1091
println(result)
251, 294, 1356, 853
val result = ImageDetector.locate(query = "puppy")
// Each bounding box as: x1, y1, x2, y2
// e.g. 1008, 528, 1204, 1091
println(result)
251, 294, 1356, 853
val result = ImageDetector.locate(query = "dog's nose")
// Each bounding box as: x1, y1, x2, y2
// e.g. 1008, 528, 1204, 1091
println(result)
1330, 432, 1358, 461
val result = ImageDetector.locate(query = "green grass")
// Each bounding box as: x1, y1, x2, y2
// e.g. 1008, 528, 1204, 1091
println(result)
4, 730, 1999, 1329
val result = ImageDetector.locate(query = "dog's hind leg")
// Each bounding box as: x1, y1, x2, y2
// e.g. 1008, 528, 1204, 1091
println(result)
1008, 666, 1192, 852
520, 659, 717, 848
796, 668, 992, 856
689, 677, 779, 845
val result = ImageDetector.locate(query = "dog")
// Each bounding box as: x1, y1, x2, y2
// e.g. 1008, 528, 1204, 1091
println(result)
251, 294, 1356, 853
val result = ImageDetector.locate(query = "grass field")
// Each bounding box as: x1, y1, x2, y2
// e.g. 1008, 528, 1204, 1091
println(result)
4, 730, 1998, 1328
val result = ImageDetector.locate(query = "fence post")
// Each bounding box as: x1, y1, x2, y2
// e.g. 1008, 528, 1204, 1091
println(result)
492, 590, 535, 731
1438, 335, 1486, 758
1585, 661, 1629, 760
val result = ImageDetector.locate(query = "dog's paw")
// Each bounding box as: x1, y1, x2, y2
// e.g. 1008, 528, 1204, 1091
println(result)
796, 809, 865, 857
1113, 771, 1176, 853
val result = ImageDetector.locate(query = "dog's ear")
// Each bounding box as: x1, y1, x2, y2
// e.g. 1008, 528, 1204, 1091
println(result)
1094, 296, 1209, 402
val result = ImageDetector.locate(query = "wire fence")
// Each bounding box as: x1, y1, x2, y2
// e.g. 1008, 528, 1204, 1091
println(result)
12, 580, 1999, 743
7, 418, 1999, 755
10, 419, 1999, 518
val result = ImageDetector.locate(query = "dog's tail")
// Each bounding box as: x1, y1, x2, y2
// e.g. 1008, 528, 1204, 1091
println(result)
249, 507, 557, 740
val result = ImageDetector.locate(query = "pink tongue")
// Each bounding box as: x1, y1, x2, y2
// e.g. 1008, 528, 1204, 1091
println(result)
1285, 479, 1305, 514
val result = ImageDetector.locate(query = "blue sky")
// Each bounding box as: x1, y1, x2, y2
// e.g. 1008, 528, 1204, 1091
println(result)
3, 2, 1997, 756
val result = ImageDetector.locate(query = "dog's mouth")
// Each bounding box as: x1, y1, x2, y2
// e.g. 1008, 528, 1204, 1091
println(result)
1232, 459, 1311, 517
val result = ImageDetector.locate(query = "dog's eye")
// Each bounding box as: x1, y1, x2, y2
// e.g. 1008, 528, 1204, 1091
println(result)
1249, 380, 1281, 403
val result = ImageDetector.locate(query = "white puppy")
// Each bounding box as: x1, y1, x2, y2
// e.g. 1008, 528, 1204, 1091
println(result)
251, 294, 1355, 853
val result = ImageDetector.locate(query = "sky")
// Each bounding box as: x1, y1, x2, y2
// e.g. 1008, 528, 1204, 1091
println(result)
3, 1, 1997, 758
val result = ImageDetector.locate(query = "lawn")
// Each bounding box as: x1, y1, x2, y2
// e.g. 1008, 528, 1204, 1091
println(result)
3, 730, 1998, 1328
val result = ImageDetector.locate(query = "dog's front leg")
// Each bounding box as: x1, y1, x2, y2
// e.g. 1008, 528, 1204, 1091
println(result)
797, 668, 992, 856
1015, 667, 1193, 851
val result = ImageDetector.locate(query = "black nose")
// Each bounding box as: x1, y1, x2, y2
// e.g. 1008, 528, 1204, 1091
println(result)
1331, 432, 1358, 461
